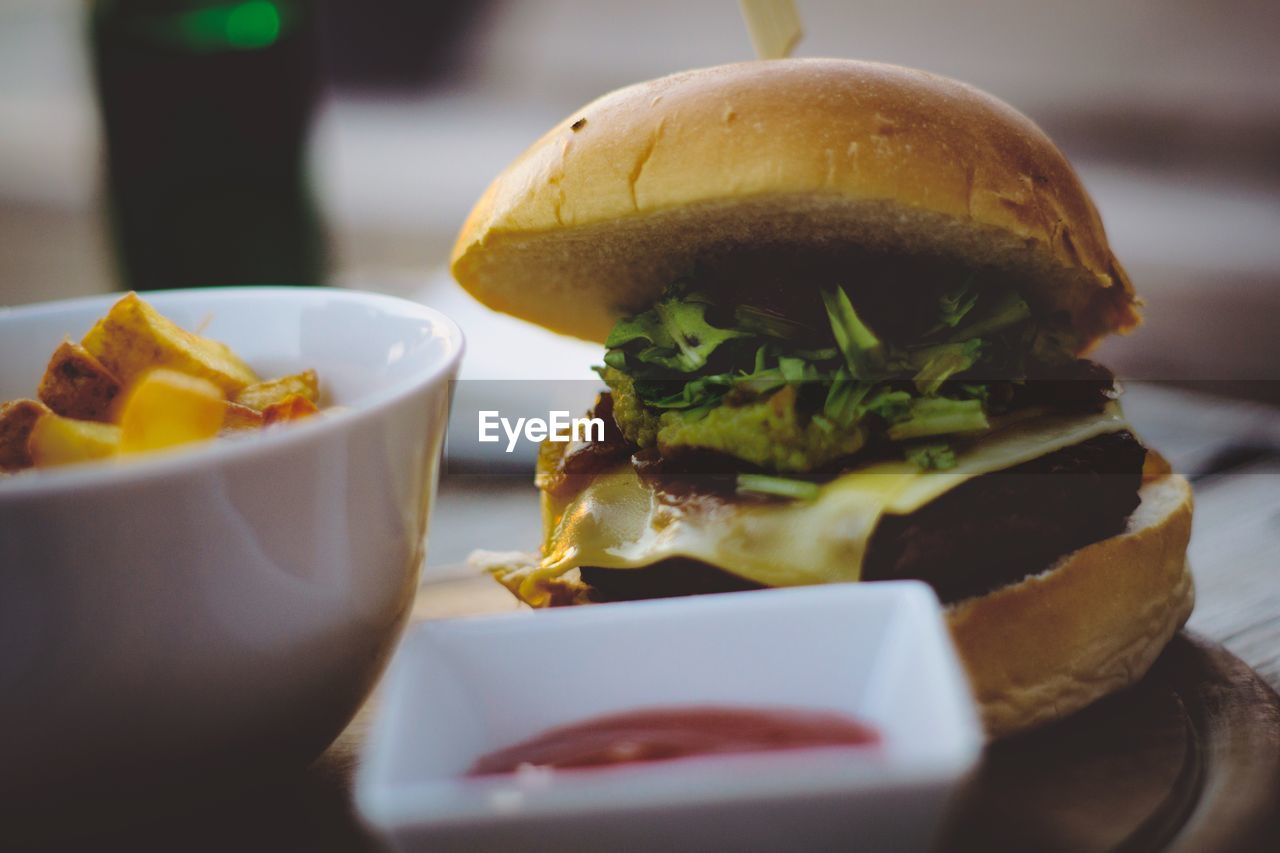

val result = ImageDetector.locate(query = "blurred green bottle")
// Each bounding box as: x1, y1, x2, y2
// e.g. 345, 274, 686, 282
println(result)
91, 0, 323, 290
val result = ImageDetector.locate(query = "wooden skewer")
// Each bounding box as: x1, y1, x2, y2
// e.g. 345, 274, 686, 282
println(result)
738, 0, 804, 60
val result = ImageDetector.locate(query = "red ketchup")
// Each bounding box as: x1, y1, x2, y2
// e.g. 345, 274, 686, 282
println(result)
467, 706, 880, 776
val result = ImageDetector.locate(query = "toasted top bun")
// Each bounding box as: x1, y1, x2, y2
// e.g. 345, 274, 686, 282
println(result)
452, 59, 1140, 350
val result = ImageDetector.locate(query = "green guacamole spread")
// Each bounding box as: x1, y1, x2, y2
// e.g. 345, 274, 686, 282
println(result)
602, 367, 864, 472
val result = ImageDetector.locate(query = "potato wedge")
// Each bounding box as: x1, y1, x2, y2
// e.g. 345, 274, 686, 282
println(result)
222, 401, 265, 433
262, 393, 319, 425
233, 369, 319, 411
28, 412, 121, 467
0, 399, 50, 471
118, 369, 225, 454
82, 292, 258, 394
38, 340, 122, 422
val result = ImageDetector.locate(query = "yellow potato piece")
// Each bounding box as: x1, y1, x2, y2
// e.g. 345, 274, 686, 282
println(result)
233, 369, 319, 411
28, 413, 121, 468
118, 369, 225, 454
82, 292, 258, 395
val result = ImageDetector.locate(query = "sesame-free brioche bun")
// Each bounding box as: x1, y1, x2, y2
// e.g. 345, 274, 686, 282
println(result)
948, 473, 1194, 737
452, 59, 1139, 350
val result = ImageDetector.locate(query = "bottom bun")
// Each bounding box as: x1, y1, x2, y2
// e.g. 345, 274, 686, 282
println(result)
946, 474, 1194, 737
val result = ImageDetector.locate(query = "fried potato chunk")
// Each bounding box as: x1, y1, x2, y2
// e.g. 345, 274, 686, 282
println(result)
82, 292, 258, 394
28, 412, 121, 467
262, 393, 319, 425
118, 369, 225, 454
0, 399, 50, 471
221, 401, 265, 433
38, 340, 122, 422
233, 369, 319, 411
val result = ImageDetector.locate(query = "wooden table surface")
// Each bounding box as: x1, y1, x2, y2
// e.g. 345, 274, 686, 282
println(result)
24, 385, 1280, 852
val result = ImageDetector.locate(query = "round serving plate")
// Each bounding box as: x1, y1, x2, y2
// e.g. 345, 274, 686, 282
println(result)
938, 632, 1280, 852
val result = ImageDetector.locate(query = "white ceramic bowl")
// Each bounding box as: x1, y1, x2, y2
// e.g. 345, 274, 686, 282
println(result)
0, 287, 463, 805
357, 583, 982, 853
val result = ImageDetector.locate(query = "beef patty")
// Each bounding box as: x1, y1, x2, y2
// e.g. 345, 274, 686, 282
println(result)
579, 430, 1146, 605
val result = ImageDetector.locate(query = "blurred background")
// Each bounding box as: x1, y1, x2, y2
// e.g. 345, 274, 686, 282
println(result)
3, 0, 1279, 378
2, 0, 1279, 565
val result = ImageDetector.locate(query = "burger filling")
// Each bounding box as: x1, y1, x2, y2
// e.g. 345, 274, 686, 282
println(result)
598, 276, 1084, 474
578, 430, 1145, 605
479, 274, 1148, 607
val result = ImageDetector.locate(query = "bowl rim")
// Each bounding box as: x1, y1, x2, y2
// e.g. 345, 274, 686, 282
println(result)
0, 286, 465, 500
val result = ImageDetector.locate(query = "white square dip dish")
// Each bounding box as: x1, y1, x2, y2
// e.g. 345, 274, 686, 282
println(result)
356, 582, 981, 852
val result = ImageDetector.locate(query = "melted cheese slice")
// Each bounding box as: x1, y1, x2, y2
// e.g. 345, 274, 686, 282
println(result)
499, 404, 1130, 605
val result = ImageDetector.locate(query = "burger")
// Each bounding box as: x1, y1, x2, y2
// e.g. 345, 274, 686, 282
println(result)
452, 59, 1194, 737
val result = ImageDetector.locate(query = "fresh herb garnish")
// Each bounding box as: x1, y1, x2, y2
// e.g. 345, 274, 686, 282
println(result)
638, 373, 735, 410
936, 280, 979, 329
737, 473, 821, 501
822, 367, 871, 428
948, 289, 1031, 342
905, 442, 958, 471
604, 292, 748, 373
862, 387, 914, 422
910, 339, 983, 394
733, 305, 812, 341
886, 397, 990, 441
600, 279, 1053, 470
820, 285, 884, 379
